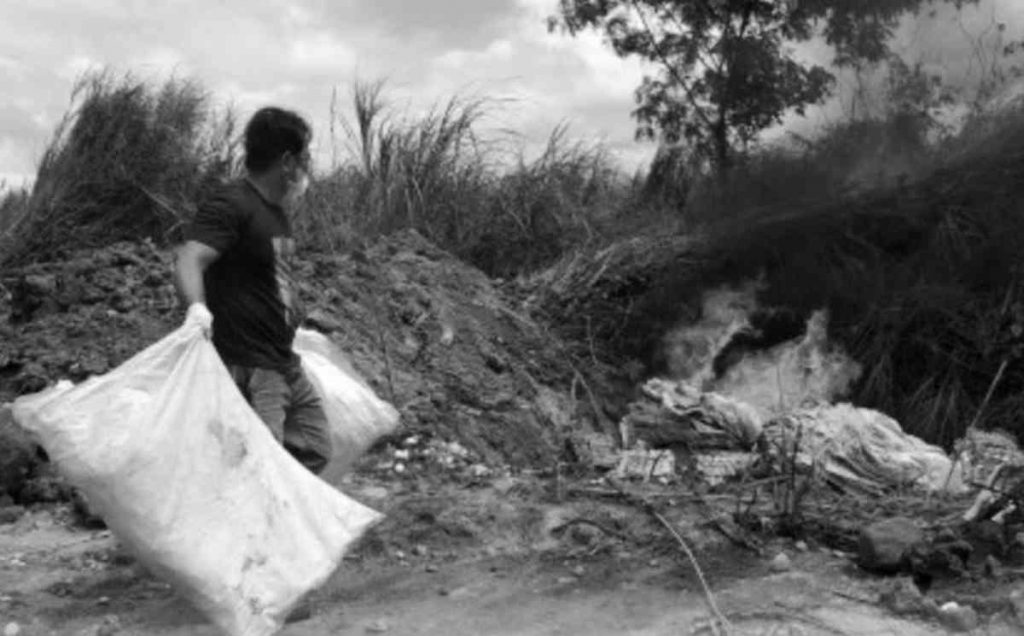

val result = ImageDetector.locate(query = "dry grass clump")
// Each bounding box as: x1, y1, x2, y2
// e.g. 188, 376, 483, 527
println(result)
296, 81, 636, 277
0, 71, 235, 266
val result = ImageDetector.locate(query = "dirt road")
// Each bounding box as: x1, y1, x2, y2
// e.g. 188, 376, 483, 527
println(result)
4, 477, 1015, 636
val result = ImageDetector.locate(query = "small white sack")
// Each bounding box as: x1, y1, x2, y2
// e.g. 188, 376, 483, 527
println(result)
293, 328, 400, 483
11, 322, 383, 636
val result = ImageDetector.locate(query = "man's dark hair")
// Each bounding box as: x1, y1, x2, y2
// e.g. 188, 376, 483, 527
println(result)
243, 107, 312, 173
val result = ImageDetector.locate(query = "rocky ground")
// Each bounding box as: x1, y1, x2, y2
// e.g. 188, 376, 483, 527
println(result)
3, 469, 1024, 635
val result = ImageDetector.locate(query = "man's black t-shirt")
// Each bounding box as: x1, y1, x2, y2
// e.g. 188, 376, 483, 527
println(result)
183, 179, 305, 370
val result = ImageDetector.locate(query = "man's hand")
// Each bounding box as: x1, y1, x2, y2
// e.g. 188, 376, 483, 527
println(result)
185, 302, 213, 339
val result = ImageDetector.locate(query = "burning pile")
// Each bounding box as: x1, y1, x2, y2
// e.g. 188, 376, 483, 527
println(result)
612, 284, 979, 494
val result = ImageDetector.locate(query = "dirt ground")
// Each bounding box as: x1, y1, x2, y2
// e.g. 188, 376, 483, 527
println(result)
3, 469, 1021, 636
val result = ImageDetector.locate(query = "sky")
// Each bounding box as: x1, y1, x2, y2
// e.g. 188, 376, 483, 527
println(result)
2, 0, 1023, 190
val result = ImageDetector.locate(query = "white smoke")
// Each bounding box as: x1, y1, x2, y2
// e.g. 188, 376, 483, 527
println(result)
662, 285, 863, 420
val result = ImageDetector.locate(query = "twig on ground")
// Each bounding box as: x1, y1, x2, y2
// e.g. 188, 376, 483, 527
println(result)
551, 517, 630, 542
605, 478, 734, 635
651, 509, 734, 636
941, 357, 1008, 492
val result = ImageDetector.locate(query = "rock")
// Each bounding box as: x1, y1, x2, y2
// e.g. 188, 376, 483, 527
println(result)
794, 540, 809, 552
1010, 586, 1024, 624
937, 602, 978, 632
0, 506, 25, 525
770, 553, 792, 573
94, 615, 121, 636
72, 489, 107, 529
858, 517, 924, 573
3, 622, 21, 636
984, 555, 1003, 579
358, 485, 389, 501
366, 618, 391, 633
879, 578, 926, 616
412, 544, 428, 557
567, 522, 603, 547
305, 309, 344, 333
904, 535, 972, 590
0, 405, 37, 500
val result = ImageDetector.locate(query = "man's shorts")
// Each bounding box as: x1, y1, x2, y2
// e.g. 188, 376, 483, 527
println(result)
226, 362, 332, 475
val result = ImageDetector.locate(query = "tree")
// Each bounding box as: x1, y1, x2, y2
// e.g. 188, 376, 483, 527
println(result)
551, 0, 977, 172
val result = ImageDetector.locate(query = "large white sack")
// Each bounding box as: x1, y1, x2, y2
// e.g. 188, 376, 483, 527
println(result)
293, 328, 400, 482
11, 322, 383, 636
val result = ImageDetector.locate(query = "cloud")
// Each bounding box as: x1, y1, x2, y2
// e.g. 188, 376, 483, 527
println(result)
288, 31, 357, 74
5, 0, 1022, 184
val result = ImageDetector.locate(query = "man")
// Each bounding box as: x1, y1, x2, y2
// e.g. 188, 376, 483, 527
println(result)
175, 106, 332, 472
174, 108, 332, 622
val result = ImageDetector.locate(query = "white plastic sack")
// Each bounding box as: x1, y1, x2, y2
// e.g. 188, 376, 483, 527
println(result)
763, 403, 967, 494
11, 322, 383, 636
293, 328, 400, 482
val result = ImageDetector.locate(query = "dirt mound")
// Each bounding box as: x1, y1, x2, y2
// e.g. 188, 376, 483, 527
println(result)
0, 230, 611, 501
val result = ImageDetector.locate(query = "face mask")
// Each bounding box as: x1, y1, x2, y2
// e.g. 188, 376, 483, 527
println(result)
282, 171, 310, 210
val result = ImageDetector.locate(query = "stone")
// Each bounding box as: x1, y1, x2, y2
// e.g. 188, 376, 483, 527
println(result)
857, 517, 924, 573
879, 578, 926, 616
94, 615, 122, 636
984, 555, 1003, 579
305, 309, 344, 333
0, 506, 25, 525
1009, 586, 1024, 624
770, 553, 792, 573
72, 489, 107, 529
794, 540, 809, 552
366, 618, 390, 633
0, 405, 37, 500
937, 602, 978, 632
3, 623, 20, 636
358, 485, 389, 501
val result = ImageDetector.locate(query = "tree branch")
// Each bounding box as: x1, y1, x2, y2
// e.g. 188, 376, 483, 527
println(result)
629, 0, 716, 134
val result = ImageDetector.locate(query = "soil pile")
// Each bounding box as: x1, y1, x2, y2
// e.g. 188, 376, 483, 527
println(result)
0, 230, 610, 501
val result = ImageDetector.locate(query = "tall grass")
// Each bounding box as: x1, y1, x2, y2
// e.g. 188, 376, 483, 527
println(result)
296, 81, 636, 276
0, 186, 30, 246
0, 70, 236, 266
0, 71, 651, 276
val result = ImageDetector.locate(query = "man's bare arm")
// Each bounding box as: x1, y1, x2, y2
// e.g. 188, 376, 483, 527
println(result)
173, 240, 221, 306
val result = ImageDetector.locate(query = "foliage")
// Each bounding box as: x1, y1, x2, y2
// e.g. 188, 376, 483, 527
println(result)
0, 71, 237, 266
0, 186, 30, 245
297, 81, 633, 276
551, 0, 977, 171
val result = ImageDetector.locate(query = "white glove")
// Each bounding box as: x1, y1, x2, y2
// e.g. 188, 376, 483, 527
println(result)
185, 302, 213, 339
